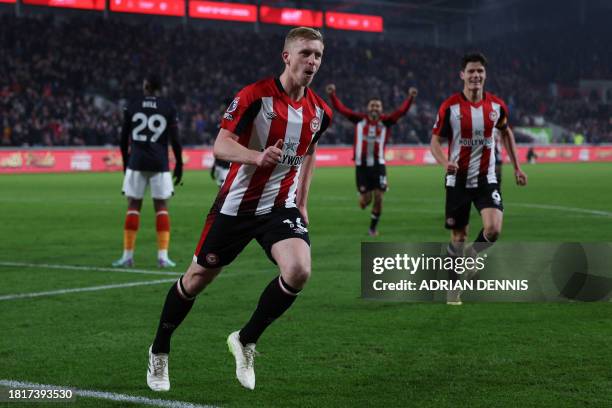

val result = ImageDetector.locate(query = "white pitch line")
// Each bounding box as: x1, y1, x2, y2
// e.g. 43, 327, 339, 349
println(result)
0, 379, 217, 408
386, 198, 612, 218
512, 203, 612, 218
0, 279, 176, 301
0, 261, 181, 276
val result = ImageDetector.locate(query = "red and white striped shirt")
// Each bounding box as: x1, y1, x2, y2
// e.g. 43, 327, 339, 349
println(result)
432, 92, 509, 188
330, 93, 413, 167
213, 78, 332, 216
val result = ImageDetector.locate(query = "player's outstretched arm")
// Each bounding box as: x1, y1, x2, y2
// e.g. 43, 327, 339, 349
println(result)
383, 87, 418, 124
430, 134, 458, 173
500, 127, 527, 186
296, 143, 317, 225
213, 128, 283, 168
326, 84, 363, 123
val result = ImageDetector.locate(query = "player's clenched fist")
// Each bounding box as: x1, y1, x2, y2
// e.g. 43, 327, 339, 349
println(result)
515, 168, 528, 186
409, 87, 418, 97
446, 161, 459, 174
326, 84, 336, 95
257, 139, 283, 167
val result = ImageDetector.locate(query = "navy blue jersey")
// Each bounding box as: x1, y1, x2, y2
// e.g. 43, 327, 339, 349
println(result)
120, 96, 179, 172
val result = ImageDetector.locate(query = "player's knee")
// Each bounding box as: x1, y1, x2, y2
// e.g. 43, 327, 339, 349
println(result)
128, 198, 143, 210
153, 199, 168, 212
183, 263, 222, 295
283, 262, 311, 288
484, 226, 501, 242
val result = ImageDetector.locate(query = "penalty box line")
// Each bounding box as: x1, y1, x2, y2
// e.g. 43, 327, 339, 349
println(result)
0, 261, 271, 301
0, 379, 218, 408
0, 279, 177, 301
0, 261, 182, 277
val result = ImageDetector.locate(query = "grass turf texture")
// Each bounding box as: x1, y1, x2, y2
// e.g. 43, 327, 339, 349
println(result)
1, 163, 611, 407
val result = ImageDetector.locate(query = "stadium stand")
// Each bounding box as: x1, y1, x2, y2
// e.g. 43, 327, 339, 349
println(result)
1, 14, 610, 147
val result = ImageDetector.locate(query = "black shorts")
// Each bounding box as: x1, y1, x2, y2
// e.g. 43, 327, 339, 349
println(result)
356, 164, 387, 193
445, 182, 503, 229
194, 207, 310, 268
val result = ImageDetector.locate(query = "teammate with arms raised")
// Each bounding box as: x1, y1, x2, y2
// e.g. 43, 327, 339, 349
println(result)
114, 74, 183, 268
326, 84, 417, 236
146, 27, 332, 391
430, 53, 527, 305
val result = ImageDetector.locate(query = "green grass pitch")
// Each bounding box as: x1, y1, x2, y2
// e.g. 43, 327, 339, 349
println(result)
1, 163, 611, 407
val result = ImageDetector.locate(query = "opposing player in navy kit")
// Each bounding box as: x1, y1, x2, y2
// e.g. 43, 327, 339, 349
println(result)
113, 74, 183, 268
146, 27, 332, 392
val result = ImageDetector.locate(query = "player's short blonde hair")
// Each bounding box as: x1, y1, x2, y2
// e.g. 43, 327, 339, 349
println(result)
284, 27, 324, 50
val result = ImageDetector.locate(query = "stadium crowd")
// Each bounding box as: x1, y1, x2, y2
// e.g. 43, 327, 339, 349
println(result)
1, 14, 610, 147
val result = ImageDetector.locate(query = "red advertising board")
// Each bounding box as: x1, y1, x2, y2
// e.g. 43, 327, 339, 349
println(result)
325, 12, 383, 32
189, 1, 256, 22
110, 0, 185, 16
0, 0, 16, 3
1, 146, 611, 174
24, 0, 104, 7
259, 6, 323, 27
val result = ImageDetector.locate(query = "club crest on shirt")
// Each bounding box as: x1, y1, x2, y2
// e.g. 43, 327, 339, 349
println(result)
489, 110, 499, 121
310, 117, 321, 133
226, 97, 240, 113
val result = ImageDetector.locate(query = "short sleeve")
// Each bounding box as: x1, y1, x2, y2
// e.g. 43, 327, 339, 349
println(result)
220, 86, 261, 135
432, 104, 451, 139
495, 101, 510, 130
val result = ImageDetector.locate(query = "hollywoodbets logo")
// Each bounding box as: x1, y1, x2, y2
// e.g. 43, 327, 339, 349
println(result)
279, 140, 303, 166
279, 154, 305, 166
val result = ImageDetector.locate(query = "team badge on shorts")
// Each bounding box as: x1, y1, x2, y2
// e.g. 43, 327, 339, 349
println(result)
310, 117, 321, 133
446, 217, 456, 227
205, 253, 219, 266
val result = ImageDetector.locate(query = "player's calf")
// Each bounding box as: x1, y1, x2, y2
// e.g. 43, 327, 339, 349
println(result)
151, 276, 196, 355
369, 211, 381, 236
